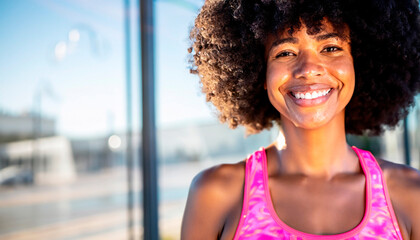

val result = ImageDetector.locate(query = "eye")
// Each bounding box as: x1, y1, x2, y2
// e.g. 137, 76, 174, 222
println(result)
322, 46, 342, 53
275, 51, 296, 58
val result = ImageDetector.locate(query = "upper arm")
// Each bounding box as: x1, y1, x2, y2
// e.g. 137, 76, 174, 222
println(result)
402, 170, 420, 240
181, 163, 245, 240
381, 161, 420, 239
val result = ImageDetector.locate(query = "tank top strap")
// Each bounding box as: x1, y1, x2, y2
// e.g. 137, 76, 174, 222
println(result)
351, 147, 404, 239
234, 148, 278, 240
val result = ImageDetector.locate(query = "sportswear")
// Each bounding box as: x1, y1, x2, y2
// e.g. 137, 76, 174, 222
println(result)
233, 147, 403, 240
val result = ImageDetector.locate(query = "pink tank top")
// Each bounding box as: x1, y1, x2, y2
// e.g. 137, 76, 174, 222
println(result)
233, 147, 403, 240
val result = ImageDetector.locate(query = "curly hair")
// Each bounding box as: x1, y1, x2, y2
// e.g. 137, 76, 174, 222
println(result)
189, 0, 420, 135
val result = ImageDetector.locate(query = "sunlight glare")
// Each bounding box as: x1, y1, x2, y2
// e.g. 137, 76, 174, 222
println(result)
69, 29, 80, 42
54, 41, 67, 60
108, 134, 122, 151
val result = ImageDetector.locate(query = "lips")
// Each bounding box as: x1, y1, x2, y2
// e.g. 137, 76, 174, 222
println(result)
285, 83, 335, 107
291, 88, 332, 100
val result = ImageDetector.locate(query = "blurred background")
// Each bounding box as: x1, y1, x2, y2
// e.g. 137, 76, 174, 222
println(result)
0, 0, 419, 239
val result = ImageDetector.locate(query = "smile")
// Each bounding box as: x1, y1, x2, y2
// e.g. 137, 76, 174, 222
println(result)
286, 86, 334, 107
291, 88, 332, 100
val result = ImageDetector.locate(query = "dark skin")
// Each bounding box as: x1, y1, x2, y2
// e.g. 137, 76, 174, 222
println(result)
181, 148, 420, 239
181, 22, 420, 240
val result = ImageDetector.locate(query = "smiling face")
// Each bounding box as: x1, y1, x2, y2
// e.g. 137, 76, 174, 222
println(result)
265, 21, 355, 130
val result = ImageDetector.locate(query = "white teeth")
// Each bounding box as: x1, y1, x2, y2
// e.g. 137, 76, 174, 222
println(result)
293, 89, 331, 100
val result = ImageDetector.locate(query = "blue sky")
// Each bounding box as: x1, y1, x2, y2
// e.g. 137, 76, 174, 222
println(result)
0, 0, 212, 138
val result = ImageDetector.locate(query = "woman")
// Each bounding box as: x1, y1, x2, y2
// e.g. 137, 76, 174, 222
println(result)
182, 0, 420, 239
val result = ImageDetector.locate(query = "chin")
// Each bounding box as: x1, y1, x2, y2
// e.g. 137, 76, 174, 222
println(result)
293, 120, 329, 130
276, 98, 347, 131
288, 111, 336, 130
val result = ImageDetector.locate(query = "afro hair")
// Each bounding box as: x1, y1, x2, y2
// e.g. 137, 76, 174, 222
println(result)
189, 0, 420, 135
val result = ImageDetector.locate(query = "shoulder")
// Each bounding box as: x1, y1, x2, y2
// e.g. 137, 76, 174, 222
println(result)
377, 158, 420, 195
192, 161, 246, 193
181, 160, 246, 239
188, 161, 246, 208
376, 157, 420, 238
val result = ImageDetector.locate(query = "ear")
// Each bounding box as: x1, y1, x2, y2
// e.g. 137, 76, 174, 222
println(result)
264, 82, 267, 90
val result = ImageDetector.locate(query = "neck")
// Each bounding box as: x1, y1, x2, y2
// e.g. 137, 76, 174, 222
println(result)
278, 112, 358, 178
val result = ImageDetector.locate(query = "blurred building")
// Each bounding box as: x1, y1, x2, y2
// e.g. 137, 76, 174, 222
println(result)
158, 122, 278, 164
0, 112, 55, 142
0, 113, 76, 185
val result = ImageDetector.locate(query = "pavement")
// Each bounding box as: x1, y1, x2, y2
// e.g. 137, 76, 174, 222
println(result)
0, 157, 240, 240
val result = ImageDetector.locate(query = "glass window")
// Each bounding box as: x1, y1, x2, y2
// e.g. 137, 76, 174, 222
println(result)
0, 1, 141, 239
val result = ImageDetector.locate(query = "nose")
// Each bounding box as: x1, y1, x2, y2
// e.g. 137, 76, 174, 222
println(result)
293, 51, 326, 79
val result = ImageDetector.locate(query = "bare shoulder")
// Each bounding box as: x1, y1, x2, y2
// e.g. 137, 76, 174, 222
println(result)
377, 158, 420, 192
181, 160, 246, 240
376, 157, 420, 239
187, 161, 246, 210
191, 161, 246, 193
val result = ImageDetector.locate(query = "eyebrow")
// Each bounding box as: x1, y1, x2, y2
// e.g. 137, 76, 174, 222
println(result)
270, 32, 346, 49
315, 32, 343, 41
270, 37, 298, 48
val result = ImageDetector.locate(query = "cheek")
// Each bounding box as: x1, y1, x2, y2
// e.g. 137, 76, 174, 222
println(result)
334, 59, 355, 101
337, 62, 355, 83
265, 63, 290, 92
265, 65, 288, 107
343, 65, 355, 97
265, 81, 293, 122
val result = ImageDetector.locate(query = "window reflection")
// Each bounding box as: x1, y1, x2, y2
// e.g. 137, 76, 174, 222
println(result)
0, 0, 139, 239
